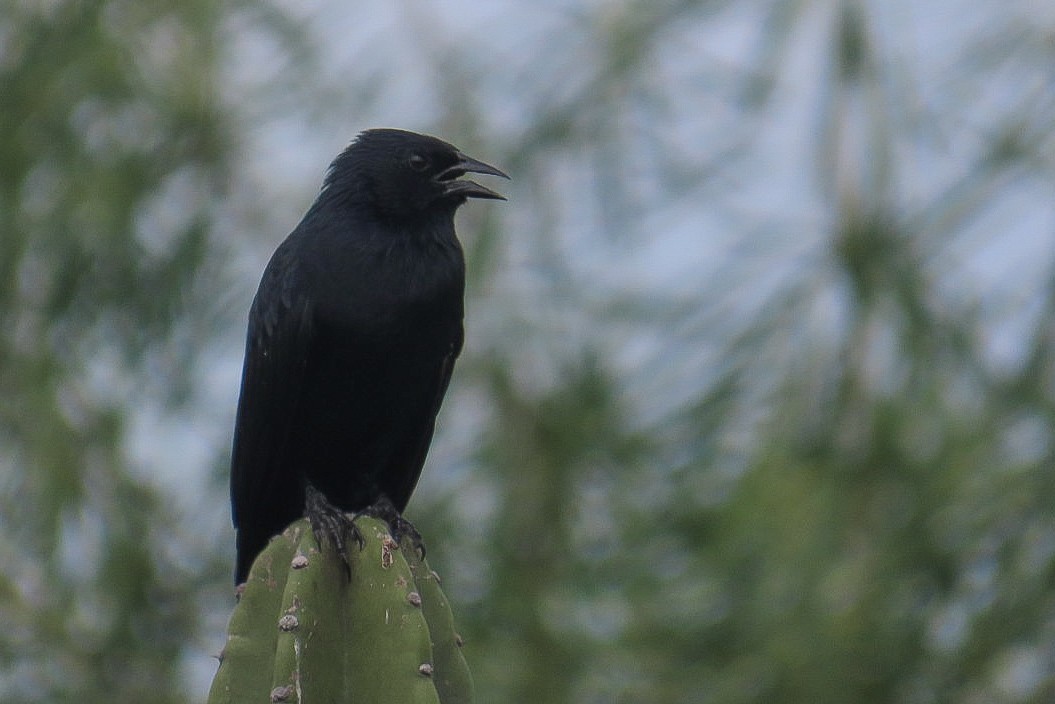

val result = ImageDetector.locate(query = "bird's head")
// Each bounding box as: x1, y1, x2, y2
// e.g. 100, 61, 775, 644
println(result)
324, 128, 508, 219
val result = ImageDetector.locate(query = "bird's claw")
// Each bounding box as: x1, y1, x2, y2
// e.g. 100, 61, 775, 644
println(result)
305, 484, 365, 578
361, 494, 426, 558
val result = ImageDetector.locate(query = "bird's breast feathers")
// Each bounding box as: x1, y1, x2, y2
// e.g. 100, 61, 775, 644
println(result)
308, 234, 463, 336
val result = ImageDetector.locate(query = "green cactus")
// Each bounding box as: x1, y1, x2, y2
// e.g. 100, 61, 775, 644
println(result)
208, 517, 474, 704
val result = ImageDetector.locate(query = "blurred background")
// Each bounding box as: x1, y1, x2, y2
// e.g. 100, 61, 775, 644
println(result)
2, 0, 1054, 702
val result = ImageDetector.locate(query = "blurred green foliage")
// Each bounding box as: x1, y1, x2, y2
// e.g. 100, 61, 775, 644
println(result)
1, 1, 1053, 703
0, 1, 235, 701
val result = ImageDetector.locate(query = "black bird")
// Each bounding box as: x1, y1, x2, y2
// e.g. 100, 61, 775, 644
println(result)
230, 129, 507, 584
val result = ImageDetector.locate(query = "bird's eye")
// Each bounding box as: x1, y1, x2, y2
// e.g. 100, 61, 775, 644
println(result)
408, 153, 429, 171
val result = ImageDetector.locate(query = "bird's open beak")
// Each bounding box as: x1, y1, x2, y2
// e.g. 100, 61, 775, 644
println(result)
437, 152, 510, 200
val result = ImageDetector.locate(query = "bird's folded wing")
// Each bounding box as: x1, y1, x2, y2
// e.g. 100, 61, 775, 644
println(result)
230, 260, 314, 540
385, 327, 464, 511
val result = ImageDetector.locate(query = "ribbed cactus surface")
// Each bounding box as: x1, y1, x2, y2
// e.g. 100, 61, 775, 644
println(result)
208, 517, 473, 704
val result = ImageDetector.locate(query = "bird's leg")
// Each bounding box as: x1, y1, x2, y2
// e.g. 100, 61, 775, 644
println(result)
360, 494, 426, 558
304, 484, 365, 578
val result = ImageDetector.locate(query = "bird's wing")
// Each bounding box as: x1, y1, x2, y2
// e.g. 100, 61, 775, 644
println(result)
387, 324, 464, 511
230, 250, 314, 579
432, 328, 464, 419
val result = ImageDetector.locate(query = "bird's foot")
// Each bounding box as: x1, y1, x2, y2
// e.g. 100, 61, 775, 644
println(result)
361, 495, 426, 558
305, 484, 365, 578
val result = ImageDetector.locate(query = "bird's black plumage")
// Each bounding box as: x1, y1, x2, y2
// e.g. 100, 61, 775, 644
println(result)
230, 129, 507, 584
